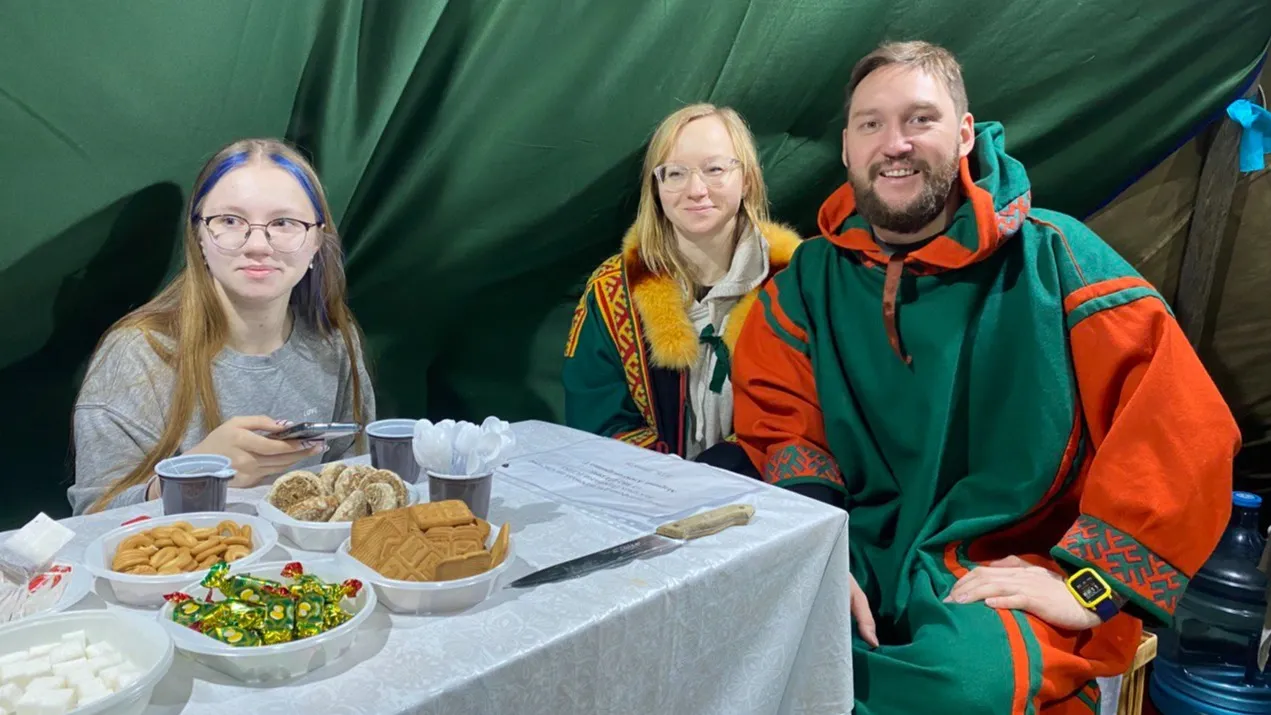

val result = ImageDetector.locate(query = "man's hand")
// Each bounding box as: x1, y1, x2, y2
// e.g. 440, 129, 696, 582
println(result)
850, 574, 879, 647
945, 555, 1101, 631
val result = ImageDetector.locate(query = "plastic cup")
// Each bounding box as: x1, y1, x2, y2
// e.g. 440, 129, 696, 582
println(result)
367, 419, 421, 484
155, 454, 234, 515
427, 471, 493, 520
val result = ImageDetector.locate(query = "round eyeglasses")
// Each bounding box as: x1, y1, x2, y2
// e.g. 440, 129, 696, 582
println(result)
197, 214, 320, 252
653, 157, 741, 192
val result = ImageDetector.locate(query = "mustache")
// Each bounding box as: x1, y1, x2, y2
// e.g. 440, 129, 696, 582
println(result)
868, 158, 931, 180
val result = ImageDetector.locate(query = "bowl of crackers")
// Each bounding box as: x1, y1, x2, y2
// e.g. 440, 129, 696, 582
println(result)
82, 513, 279, 608
256, 461, 417, 552
334, 500, 514, 614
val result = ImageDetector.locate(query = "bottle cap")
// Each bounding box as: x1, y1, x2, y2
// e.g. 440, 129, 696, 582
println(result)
1233, 491, 1262, 508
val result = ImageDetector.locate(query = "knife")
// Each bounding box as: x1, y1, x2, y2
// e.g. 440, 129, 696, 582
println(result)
506, 504, 756, 589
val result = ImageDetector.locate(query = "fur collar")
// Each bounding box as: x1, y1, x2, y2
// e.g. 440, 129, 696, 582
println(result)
621, 220, 802, 369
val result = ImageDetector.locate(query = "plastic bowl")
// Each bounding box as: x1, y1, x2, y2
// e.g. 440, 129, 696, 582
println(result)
333, 525, 514, 615
0, 609, 174, 715
82, 512, 279, 608
257, 482, 420, 552
156, 559, 375, 683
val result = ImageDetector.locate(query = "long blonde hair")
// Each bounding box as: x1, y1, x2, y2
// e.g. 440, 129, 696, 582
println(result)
83, 138, 368, 513
634, 103, 770, 297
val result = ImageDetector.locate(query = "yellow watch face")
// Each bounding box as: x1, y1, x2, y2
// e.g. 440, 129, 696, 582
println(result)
1066, 568, 1111, 608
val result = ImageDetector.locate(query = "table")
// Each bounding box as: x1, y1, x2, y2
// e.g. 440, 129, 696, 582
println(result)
23, 421, 854, 714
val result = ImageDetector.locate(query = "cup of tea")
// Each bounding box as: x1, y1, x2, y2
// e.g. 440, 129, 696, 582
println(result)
367, 419, 422, 484
154, 454, 235, 514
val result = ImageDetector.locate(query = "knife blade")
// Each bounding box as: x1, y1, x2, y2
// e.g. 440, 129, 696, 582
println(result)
506, 504, 755, 589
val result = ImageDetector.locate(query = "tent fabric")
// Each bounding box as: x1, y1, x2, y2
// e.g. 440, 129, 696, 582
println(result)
1, 1, 1269, 527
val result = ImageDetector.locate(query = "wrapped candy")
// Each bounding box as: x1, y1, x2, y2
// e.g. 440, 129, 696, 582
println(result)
294, 593, 325, 638
260, 588, 296, 645
163, 591, 218, 628
198, 598, 265, 633
201, 562, 283, 605
169, 561, 360, 647
204, 626, 262, 647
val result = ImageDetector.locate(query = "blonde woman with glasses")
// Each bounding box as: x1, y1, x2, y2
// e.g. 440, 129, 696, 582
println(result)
69, 138, 375, 514
562, 103, 801, 474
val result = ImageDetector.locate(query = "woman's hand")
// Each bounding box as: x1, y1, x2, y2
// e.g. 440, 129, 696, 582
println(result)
945, 555, 1101, 630
184, 416, 323, 488
851, 574, 879, 647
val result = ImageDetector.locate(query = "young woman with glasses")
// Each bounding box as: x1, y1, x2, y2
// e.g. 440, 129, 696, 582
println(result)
70, 138, 375, 514
562, 103, 801, 474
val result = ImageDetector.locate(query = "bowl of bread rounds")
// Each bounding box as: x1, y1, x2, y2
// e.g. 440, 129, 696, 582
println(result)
256, 461, 418, 552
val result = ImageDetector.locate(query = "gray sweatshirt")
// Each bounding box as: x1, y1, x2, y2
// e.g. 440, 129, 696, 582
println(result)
69, 321, 376, 515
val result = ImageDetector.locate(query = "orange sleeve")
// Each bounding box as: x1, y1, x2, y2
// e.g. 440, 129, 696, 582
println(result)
1051, 278, 1241, 625
732, 283, 847, 496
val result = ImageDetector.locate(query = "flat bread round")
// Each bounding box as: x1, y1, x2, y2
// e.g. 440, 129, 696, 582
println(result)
330, 490, 370, 522
362, 482, 399, 513
360, 469, 409, 508
267, 472, 322, 512
318, 462, 346, 495
285, 495, 339, 522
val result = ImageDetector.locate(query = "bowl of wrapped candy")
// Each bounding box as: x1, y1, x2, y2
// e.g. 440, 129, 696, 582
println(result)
156, 560, 374, 684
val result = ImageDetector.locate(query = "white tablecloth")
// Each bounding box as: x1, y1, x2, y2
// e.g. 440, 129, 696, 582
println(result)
19, 420, 854, 715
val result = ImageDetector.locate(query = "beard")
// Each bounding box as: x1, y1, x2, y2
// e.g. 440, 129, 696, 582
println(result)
849, 152, 959, 237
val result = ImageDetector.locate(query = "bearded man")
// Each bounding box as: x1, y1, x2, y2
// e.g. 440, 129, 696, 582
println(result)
731, 40, 1240, 714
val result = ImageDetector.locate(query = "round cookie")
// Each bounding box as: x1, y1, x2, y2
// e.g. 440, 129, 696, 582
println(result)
267, 471, 322, 512
362, 482, 399, 514
285, 495, 339, 522
330, 490, 370, 522
360, 469, 409, 508
318, 462, 346, 496
332, 466, 368, 502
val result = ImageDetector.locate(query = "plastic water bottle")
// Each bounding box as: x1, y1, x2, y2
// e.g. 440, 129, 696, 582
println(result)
1152, 491, 1271, 713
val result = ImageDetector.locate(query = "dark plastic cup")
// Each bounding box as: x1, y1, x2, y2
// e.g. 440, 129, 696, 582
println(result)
427, 470, 493, 520
367, 419, 421, 484
155, 455, 235, 515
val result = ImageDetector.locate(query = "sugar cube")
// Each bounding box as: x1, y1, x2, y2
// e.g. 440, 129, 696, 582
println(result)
19, 677, 61, 693
42, 647, 78, 668
83, 652, 121, 674
56, 633, 84, 651
21, 647, 53, 659
15, 687, 74, 715
47, 660, 85, 681
94, 666, 121, 691
1, 657, 50, 688
72, 677, 110, 705
116, 668, 140, 689
0, 683, 19, 709
0, 654, 25, 668
81, 643, 114, 661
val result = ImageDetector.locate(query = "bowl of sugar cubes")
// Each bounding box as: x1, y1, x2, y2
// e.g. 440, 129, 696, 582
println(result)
0, 609, 173, 714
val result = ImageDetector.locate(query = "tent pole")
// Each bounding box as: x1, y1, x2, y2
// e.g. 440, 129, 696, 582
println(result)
1174, 85, 1261, 349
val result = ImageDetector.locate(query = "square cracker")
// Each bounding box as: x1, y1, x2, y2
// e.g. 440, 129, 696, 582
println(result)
490, 523, 510, 567
434, 550, 493, 581
409, 501, 475, 530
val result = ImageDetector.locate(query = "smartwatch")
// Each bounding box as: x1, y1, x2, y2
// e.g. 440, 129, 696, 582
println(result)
1065, 567, 1123, 622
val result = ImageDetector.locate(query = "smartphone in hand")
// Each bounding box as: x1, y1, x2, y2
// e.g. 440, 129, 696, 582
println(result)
270, 422, 362, 441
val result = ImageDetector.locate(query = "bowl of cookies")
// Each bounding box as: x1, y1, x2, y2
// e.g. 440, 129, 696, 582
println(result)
256, 461, 416, 552
156, 559, 375, 684
81, 513, 278, 608
334, 500, 513, 615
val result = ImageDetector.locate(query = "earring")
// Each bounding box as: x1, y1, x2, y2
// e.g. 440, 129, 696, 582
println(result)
309, 261, 315, 270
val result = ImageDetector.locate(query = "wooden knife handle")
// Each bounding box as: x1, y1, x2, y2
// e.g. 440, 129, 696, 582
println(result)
656, 504, 755, 540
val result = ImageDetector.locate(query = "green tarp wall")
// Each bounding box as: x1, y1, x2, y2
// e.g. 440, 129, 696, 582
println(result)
2, 1, 1269, 529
